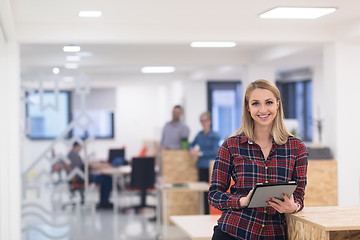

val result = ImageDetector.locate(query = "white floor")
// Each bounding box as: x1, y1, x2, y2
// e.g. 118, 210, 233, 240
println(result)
21, 181, 191, 240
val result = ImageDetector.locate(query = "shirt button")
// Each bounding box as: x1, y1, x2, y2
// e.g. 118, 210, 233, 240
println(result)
264, 210, 267, 213
265, 181, 268, 183
262, 224, 265, 228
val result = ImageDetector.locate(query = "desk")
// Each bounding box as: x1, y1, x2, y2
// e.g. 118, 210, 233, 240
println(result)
100, 165, 131, 214
170, 215, 219, 240
160, 182, 209, 225
286, 206, 360, 240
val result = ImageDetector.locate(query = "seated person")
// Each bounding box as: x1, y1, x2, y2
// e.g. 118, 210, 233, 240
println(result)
67, 142, 85, 204
90, 161, 113, 209
67, 141, 114, 209
90, 150, 126, 209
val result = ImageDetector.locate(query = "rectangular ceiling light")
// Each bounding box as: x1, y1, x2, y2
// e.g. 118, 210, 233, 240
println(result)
79, 11, 102, 17
191, 42, 236, 48
65, 63, 79, 69
259, 7, 336, 19
63, 45, 81, 53
66, 56, 81, 61
141, 66, 175, 73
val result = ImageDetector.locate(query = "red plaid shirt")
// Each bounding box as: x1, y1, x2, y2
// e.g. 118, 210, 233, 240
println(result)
209, 133, 308, 240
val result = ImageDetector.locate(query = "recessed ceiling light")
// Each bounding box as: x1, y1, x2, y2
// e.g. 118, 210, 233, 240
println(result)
76, 52, 93, 57
63, 76, 75, 82
63, 45, 81, 53
52, 67, 60, 74
259, 7, 337, 19
79, 11, 102, 18
66, 56, 81, 61
190, 42, 236, 48
141, 66, 175, 73
65, 63, 79, 69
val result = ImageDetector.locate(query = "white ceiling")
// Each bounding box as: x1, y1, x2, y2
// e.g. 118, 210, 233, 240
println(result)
10, 0, 360, 82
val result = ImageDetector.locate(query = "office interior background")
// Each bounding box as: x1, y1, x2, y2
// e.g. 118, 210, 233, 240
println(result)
1, 0, 360, 239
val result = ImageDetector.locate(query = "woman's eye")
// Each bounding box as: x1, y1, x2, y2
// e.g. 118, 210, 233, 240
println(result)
266, 101, 274, 105
251, 102, 259, 106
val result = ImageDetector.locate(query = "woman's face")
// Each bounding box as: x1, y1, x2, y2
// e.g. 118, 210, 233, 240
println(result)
247, 88, 279, 128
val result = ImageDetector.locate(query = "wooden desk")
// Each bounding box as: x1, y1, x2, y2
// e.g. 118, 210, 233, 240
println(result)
100, 165, 131, 214
170, 215, 219, 240
287, 206, 360, 240
160, 182, 209, 225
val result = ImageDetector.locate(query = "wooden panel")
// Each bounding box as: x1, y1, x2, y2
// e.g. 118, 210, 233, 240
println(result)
287, 214, 329, 240
163, 191, 200, 224
305, 160, 337, 207
329, 231, 360, 240
287, 206, 360, 240
161, 150, 198, 184
161, 150, 202, 224
287, 214, 360, 240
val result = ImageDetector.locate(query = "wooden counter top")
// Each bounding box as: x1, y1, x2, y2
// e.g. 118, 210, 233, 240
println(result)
170, 215, 220, 240
289, 206, 360, 231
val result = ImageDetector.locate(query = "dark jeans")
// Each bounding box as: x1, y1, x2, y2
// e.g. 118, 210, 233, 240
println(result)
91, 174, 113, 205
198, 168, 210, 214
212, 226, 287, 240
212, 226, 237, 240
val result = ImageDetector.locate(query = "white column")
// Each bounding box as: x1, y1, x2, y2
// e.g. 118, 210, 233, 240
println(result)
323, 43, 360, 206
311, 65, 324, 145
0, 36, 21, 239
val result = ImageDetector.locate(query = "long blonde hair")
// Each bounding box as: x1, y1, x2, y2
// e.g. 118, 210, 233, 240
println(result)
233, 79, 292, 145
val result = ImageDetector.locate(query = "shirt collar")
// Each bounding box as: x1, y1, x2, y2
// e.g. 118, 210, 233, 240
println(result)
238, 133, 250, 144
238, 133, 275, 146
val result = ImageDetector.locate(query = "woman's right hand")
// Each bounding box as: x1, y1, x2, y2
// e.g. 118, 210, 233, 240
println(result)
240, 189, 254, 207
189, 148, 200, 156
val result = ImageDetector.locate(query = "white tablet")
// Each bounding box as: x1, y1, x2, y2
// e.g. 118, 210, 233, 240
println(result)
247, 181, 297, 208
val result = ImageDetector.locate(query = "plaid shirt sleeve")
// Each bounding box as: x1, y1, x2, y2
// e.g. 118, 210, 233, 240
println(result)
208, 140, 244, 210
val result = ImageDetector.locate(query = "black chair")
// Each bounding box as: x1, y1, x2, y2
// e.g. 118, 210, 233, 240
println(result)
123, 157, 156, 214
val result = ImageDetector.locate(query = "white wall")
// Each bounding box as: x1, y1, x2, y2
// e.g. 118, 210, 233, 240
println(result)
325, 43, 360, 206
0, 23, 21, 240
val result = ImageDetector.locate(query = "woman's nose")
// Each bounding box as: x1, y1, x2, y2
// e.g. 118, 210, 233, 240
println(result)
259, 104, 267, 112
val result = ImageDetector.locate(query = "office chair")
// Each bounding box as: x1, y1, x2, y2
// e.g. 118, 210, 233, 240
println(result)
61, 165, 85, 210
123, 157, 156, 215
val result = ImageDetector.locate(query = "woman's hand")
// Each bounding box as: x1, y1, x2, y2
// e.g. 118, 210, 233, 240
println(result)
267, 194, 298, 213
239, 189, 254, 207
189, 148, 200, 156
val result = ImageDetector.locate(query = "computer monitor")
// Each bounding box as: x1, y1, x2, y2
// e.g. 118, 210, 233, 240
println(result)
108, 148, 125, 167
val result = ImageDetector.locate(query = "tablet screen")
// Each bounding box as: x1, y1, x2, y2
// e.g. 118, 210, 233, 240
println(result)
247, 181, 297, 208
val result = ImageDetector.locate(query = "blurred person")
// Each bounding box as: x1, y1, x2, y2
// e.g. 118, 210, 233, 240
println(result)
209, 79, 308, 239
66, 142, 85, 204
160, 105, 190, 150
67, 142, 113, 209
189, 111, 220, 214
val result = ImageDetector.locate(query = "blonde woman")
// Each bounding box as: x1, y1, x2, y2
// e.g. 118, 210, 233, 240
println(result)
189, 111, 220, 214
209, 79, 308, 239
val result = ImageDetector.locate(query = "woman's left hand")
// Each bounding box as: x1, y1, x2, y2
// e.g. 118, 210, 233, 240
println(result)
266, 194, 298, 213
